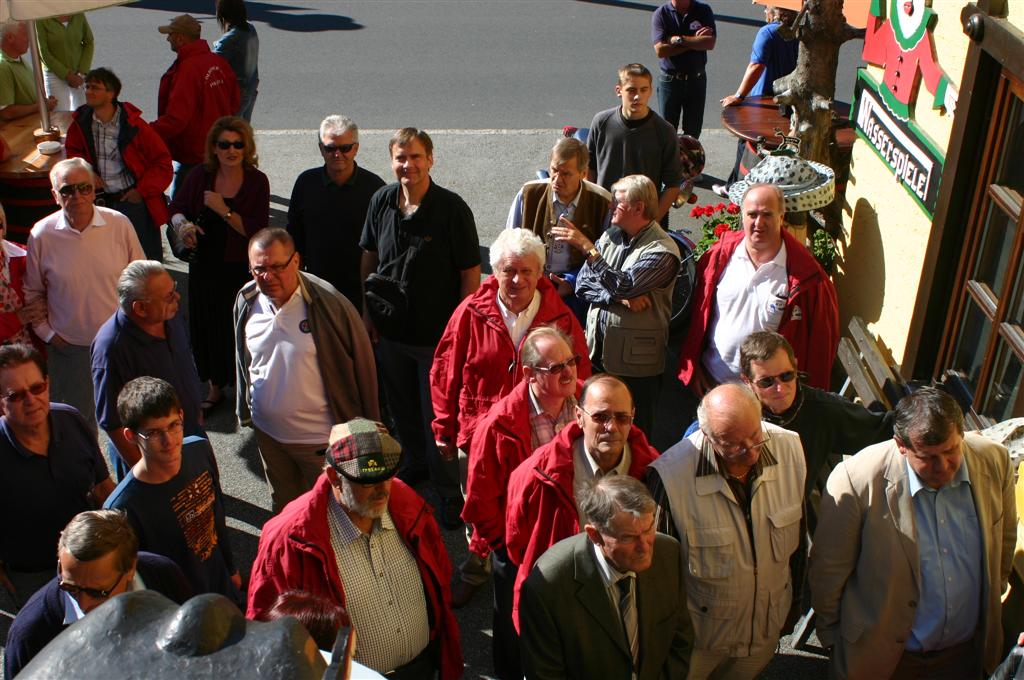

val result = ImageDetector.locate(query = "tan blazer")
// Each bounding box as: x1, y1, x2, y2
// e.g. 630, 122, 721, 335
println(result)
810, 433, 1015, 679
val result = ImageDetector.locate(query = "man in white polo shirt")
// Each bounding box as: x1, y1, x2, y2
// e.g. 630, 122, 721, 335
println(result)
25, 157, 144, 433
234, 227, 379, 513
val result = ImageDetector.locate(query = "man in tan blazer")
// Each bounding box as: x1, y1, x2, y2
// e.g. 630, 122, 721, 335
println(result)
810, 388, 1015, 679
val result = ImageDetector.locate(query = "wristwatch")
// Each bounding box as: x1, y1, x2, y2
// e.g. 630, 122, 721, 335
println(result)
586, 247, 600, 260
223, 209, 233, 221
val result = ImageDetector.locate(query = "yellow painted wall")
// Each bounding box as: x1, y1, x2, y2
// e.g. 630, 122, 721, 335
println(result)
834, 1, 970, 366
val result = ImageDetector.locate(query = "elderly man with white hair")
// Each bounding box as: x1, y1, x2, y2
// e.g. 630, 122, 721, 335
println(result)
430, 227, 592, 607
24, 157, 144, 431
552, 173, 680, 435
646, 382, 806, 679
0, 21, 57, 121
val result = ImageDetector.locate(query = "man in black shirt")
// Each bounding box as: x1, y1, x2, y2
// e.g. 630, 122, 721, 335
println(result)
287, 115, 385, 313
360, 128, 481, 527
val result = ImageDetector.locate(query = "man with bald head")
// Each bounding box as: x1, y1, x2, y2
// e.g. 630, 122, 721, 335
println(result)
678, 183, 838, 396
505, 373, 660, 631
647, 382, 805, 679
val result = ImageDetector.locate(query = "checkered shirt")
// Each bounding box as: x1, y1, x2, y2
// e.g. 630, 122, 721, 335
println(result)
528, 390, 577, 451
90, 106, 134, 193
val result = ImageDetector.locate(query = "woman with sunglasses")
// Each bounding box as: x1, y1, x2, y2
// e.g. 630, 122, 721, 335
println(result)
169, 116, 268, 417
0, 203, 45, 348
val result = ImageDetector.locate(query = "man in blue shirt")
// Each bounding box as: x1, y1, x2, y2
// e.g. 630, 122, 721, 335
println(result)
92, 260, 204, 480
104, 377, 241, 606
811, 388, 1016, 679
651, 0, 716, 138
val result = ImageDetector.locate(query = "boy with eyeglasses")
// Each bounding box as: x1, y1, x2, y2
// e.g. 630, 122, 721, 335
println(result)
739, 330, 893, 505
3, 509, 191, 680
0, 343, 115, 610
103, 376, 241, 606
647, 382, 805, 680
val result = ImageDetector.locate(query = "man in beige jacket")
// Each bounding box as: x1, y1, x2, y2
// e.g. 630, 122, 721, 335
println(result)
810, 387, 1015, 679
647, 382, 805, 679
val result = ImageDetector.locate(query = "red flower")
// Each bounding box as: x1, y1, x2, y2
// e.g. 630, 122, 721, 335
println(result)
714, 223, 730, 237
726, 203, 740, 214
716, 202, 726, 211
690, 207, 702, 218
703, 206, 715, 216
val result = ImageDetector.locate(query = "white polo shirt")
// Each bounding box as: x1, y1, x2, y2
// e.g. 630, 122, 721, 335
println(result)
703, 241, 789, 383
246, 288, 332, 445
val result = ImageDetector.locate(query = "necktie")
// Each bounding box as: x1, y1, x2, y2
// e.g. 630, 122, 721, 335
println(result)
617, 575, 639, 670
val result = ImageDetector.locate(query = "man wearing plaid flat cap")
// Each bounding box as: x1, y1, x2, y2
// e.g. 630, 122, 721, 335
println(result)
247, 418, 462, 680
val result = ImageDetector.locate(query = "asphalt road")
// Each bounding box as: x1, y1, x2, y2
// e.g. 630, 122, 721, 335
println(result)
0, 1, 866, 677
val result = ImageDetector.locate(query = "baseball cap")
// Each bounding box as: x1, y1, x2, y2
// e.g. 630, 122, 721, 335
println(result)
157, 15, 201, 37
326, 419, 402, 484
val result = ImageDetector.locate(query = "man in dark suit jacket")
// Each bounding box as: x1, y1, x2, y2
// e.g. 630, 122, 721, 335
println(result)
519, 475, 692, 680
4, 510, 192, 679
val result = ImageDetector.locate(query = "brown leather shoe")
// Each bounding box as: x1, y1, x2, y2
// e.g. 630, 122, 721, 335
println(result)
450, 578, 483, 609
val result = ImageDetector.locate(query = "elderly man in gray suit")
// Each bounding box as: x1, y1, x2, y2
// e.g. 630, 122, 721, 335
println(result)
811, 388, 1016, 679
518, 475, 692, 680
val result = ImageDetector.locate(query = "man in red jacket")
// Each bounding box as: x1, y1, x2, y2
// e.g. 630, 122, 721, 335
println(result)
430, 228, 591, 603
247, 418, 462, 680
66, 68, 172, 261
462, 325, 581, 680
504, 373, 659, 632
150, 14, 239, 199
678, 183, 838, 395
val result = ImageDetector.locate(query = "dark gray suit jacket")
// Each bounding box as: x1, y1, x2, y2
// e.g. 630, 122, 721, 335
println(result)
520, 531, 693, 680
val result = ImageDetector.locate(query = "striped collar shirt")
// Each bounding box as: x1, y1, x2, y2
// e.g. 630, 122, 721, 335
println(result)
325, 491, 430, 674
91, 106, 134, 193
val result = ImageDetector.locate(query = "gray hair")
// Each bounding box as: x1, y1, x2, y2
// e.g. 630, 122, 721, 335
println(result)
249, 227, 294, 253
893, 387, 964, 449
58, 510, 139, 572
611, 174, 659, 221
50, 157, 95, 190
319, 115, 358, 143
581, 475, 655, 537
117, 260, 166, 313
489, 228, 545, 272
740, 182, 786, 213
0, 22, 23, 41
697, 382, 763, 434
521, 325, 573, 368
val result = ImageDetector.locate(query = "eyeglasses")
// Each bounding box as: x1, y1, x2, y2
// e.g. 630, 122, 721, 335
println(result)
250, 251, 296, 277
57, 182, 95, 198
3, 379, 48, 403
320, 142, 356, 155
532, 355, 581, 375
58, 570, 126, 600
752, 370, 797, 389
135, 419, 184, 442
709, 430, 772, 457
215, 140, 246, 150
578, 405, 634, 427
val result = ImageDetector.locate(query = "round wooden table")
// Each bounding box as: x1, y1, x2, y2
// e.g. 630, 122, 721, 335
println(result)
0, 111, 72, 243
721, 95, 856, 151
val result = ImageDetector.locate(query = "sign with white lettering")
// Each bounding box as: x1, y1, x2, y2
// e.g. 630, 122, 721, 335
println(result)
852, 69, 944, 216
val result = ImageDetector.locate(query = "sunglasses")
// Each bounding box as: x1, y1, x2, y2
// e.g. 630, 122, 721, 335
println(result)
57, 182, 94, 198
532, 355, 581, 375
3, 379, 48, 403
578, 405, 634, 427
752, 371, 797, 389
58, 570, 126, 600
321, 142, 356, 155
215, 140, 246, 150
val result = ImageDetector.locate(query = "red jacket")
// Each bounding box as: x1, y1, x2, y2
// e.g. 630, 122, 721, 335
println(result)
430, 275, 591, 451
152, 40, 240, 165
677, 228, 839, 389
504, 421, 659, 631
66, 101, 173, 227
246, 476, 462, 680
0, 242, 27, 343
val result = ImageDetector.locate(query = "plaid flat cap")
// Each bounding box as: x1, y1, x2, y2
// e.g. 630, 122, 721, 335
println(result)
326, 418, 402, 484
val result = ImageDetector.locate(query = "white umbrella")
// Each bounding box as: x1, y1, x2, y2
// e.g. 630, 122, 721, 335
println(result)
1, 0, 132, 133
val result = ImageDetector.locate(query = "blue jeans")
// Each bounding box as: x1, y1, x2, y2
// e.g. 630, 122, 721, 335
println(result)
114, 198, 161, 261
170, 161, 199, 202
658, 71, 707, 138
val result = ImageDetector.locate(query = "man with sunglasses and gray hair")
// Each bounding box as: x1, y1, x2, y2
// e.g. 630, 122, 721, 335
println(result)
646, 382, 805, 679
287, 115, 385, 314
505, 374, 659, 634
3, 509, 191, 680
24, 157, 144, 433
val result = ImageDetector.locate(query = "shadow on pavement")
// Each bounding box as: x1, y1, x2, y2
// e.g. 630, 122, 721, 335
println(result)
128, 0, 364, 33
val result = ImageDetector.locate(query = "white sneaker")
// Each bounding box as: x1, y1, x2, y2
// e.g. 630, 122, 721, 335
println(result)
712, 183, 729, 198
